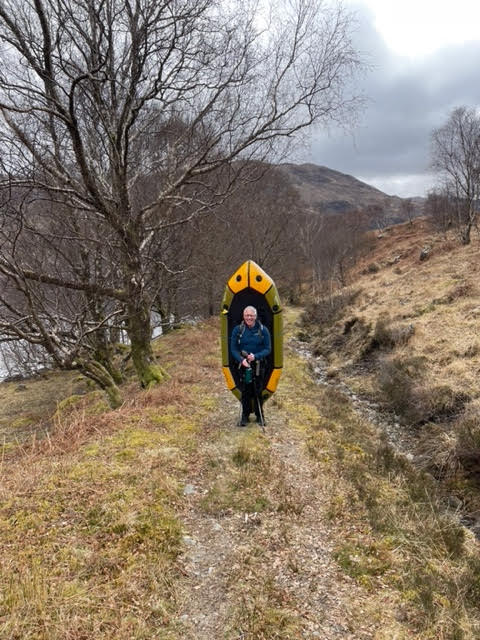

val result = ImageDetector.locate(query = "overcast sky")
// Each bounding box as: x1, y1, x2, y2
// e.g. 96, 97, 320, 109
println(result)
296, 0, 480, 198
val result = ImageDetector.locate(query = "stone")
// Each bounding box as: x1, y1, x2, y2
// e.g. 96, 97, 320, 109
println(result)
183, 484, 196, 495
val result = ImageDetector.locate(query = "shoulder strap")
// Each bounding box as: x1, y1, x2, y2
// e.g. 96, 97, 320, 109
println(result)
257, 322, 264, 339
237, 320, 264, 343
237, 321, 246, 344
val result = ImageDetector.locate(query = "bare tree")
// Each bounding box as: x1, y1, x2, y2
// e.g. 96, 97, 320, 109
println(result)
0, 0, 365, 389
156, 164, 304, 318
431, 106, 480, 245
425, 188, 455, 235
366, 203, 390, 233
400, 198, 415, 225
0, 192, 124, 406
299, 208, 368, 299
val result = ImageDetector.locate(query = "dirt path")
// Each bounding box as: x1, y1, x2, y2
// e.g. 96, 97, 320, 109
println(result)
174, 381, 395, 639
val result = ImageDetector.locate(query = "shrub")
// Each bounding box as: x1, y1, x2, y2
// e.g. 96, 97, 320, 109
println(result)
377, 355, 427, 423
415, 424, 462, 479
301, 288, 362, 329
372, 316, 415, 350
377, 356, 468, 425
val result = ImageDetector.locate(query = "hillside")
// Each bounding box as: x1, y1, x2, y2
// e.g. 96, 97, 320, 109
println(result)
302, 217, 480, 529
2, 240, 480, 638
278, 162, 423, 222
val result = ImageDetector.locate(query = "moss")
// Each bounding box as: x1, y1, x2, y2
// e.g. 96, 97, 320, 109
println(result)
87, 397, 110, 415
333, 541, 393, 580
54, 393, 85, 416
10, 416, 35, 429
83, 443, 100, 457
111, 428, 163, 449
200, 397, 217, 411
122, 504, 182, 556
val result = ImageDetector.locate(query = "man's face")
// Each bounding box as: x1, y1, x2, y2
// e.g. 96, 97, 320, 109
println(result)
243, 309, 256, 328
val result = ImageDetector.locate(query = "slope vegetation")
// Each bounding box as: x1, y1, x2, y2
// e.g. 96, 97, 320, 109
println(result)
1, 292, 480, 638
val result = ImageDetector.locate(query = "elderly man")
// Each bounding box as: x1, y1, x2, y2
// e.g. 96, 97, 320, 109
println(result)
230, 305, 271, 426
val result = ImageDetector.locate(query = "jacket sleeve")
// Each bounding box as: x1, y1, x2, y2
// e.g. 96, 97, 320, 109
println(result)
255, 326, 271, 360
230, 325, 243, 363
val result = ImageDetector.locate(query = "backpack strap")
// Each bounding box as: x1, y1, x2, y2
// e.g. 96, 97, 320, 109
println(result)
237, 321, 246, 346
237, 320, 264, 345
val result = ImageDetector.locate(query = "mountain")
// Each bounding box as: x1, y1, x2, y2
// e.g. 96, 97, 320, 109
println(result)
277, 162, 422, 222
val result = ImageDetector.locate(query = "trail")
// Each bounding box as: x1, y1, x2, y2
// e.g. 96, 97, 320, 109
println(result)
174, 383, 396, 638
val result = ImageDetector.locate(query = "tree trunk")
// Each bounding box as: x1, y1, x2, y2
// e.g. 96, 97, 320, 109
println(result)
92, 332, 123, 385
127, 299, 169, 388
461, 223, 472, 245
79, 359, 123, 409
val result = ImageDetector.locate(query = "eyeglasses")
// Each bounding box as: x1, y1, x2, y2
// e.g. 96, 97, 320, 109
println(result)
244, 314, 256, 318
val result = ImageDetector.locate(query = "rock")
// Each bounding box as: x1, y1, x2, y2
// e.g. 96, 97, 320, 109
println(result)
447, 495, 462, 510
15, 384, 27, 392
183, 484, 196, 496
419, 247, 430, 261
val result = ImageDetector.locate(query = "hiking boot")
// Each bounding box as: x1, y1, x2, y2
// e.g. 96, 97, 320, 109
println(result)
255, 415, 266, 425
239, 415, 248, 426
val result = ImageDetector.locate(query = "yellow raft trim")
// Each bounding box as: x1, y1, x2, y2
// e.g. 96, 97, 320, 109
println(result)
227, 261, 273, 295
265, 368, 282, 394
227, 261, 249, 294
248, 261, 273, 295
222, 366, 236, 390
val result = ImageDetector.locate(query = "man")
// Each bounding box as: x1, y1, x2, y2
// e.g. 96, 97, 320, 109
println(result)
230, 305, 271, 426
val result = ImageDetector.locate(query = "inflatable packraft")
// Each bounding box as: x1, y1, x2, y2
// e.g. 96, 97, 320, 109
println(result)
220, 260, 283, 400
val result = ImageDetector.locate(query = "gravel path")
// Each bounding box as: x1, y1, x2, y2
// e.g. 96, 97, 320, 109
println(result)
174, 388, 398, 639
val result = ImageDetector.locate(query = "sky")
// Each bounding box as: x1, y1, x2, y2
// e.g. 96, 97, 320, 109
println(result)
298, 0, 480, 198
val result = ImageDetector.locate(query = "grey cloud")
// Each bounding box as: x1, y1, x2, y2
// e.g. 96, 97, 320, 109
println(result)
303, 3, 480, 196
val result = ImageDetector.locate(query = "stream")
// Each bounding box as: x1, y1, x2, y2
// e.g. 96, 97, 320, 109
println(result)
293, 338, 480, 540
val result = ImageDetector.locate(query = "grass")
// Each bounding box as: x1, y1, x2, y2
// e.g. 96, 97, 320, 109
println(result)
0, 371, 89, 446
4, 247, 480, 638
0, 319, 221, 640
286, 339, 480, 638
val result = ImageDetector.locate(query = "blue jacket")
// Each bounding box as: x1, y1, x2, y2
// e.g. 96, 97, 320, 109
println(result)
230, 321, 271, 364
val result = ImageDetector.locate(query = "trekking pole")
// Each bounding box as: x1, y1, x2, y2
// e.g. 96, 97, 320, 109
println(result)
242, 351, 265, 433
237, 395, 244, 427
255, 391, 265, 433
254, 370, 265, 433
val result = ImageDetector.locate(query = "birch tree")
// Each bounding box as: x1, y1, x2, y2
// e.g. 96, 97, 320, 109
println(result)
0, 0, 364, 390
431, 106, 480, 245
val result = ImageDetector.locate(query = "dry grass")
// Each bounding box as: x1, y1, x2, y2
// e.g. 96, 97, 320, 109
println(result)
3, 283, 480, 638
290, 346, 480, 638
300, 218, 480, 637
0, 370, 89, 446
0, 319, 222, 640
351, 219, 480, 399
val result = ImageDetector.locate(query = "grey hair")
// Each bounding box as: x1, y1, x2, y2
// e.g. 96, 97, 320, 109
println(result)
243, 305, 257, 316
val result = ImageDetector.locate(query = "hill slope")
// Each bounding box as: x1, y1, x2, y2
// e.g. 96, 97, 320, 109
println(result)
278, 162, 419, 221
2, 294, 480, 638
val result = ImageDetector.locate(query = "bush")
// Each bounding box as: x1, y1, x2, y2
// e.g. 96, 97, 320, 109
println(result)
372, 316, 415, 350
301, 288, 362, 329
378, 357, 468, 425
377, 356, 428, 423
415, 424, 461, 479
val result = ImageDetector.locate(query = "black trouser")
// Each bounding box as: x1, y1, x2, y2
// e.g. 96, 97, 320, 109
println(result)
241, 381, 262, 419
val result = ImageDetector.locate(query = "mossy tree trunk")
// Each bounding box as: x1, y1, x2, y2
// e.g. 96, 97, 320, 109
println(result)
92, 338, 123, 386
127, 298, 169, 388
121, 225, 169, 388
79, 359, 123, 409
